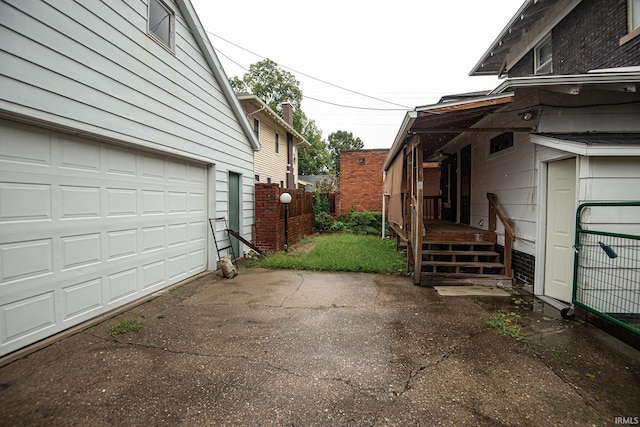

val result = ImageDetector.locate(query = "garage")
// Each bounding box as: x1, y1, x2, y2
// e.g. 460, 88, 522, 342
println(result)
0, 120, 209, 356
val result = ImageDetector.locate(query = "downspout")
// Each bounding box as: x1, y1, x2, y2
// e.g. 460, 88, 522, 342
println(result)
382, 169, 386, 239
247, 105, 266, 116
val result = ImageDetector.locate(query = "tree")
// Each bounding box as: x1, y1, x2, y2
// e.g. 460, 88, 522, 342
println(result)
231, 59, 331, 175
327, 130, 364, 175
229, 58, 302, 115
296, 111, 332, 175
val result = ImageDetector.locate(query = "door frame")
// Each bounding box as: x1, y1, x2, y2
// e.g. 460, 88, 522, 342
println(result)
228, 171, 242, 257
535, 151, 579, 298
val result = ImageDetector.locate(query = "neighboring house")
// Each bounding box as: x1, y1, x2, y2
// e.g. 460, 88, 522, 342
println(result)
339, 149, 388, 214
384, 0, 640, 320
0, 0, 259, 358
236, 94, 309, 189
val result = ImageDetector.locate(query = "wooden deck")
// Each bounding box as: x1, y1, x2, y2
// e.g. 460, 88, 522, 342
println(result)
424, 220, 496, 243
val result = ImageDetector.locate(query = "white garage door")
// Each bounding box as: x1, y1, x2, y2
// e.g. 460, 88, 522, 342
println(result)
0, 121, 208, 357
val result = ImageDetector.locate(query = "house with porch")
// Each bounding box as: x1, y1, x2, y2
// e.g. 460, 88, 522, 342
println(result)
236, 94, 309, 189
384, 0, 640, 321
0, 0, 259, 359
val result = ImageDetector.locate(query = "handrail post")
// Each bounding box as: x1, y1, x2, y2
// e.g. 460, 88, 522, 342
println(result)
487, 192, 513, 278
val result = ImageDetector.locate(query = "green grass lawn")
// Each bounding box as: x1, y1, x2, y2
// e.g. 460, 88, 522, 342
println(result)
248, 233, 406, 274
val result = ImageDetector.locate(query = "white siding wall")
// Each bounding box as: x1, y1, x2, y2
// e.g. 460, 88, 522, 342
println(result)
470, 132, 538, 255
578, 156, 640, 234
0, 0, 256, 251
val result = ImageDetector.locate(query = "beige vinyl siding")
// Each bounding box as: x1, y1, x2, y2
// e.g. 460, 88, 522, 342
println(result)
254, 120, 288, 186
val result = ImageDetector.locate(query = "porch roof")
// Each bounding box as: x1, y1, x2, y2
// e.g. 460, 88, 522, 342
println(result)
383, 93, 513, 171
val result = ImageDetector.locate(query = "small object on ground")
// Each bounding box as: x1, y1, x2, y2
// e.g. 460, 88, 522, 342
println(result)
220, 256, 237, 279
561, 306, 575, 320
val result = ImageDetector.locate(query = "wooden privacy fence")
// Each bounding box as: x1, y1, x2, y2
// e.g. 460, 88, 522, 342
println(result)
255, 183, 313, 252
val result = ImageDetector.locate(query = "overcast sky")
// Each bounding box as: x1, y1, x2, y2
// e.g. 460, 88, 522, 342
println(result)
190, 0, 523, 149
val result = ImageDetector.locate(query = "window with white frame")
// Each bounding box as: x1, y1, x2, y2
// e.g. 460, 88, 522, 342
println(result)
255, 174, 260, 182
534, 35, 552, 75
148, 0, 174, 50
253, 118, 260, 141
275, 133, 280, 154
631, 0, 640, 31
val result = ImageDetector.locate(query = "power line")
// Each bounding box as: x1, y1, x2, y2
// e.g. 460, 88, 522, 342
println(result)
206, 30, 412, 109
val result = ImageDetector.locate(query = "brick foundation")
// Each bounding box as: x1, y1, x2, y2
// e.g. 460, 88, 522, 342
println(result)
496, 245, 536, 286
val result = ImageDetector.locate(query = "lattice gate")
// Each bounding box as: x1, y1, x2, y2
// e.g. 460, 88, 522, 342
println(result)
573, 202, 640, 336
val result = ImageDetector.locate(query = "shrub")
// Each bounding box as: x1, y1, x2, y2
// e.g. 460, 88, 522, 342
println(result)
348, 211, 382, 235
330, 220, 347, 232
314, 211, 334, 231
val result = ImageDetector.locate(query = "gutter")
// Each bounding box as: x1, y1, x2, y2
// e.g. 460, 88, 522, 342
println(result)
490, 71, 640, 94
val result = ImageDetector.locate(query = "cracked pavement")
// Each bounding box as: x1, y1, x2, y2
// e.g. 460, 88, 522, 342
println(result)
1, 268, 638, 426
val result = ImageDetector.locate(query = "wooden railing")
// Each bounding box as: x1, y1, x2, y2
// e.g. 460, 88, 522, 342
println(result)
423, 196, 441, 220
487, 193, 515, 277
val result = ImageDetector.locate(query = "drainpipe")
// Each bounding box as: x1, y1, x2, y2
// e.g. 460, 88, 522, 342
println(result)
382, 170, 386, 239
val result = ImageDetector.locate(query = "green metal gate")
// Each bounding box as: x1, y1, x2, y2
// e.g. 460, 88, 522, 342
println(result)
573, 202, 640, 336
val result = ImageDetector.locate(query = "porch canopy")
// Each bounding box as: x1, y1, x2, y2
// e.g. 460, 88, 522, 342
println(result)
383, 93, 514, 173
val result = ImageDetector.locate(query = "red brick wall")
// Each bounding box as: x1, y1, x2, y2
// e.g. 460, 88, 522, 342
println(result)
339, 149, 388, 214
255, 183, 312, 252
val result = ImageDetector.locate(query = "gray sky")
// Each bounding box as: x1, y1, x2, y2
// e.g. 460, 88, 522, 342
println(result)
191, 0, 522, 148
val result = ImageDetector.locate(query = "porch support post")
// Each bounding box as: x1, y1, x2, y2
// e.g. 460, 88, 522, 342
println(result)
413, 142, 424, 285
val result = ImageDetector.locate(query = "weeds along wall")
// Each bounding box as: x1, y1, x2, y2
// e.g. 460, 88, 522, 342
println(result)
255, 183, 313, 252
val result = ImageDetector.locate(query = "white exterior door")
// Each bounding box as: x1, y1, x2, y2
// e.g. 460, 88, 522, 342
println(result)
544, 158, 576, 302
0, 122, 208, 356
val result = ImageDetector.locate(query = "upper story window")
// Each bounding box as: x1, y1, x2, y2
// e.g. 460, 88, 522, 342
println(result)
620, 0, 640, 44
534, 35, 552, 75
253, 118, 260, 141
148, 0, 175, 50
631, 0, 640, 31
275, 133, 280, 154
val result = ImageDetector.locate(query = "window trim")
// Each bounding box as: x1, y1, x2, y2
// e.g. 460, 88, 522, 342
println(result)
275, 133, 280, 154
148, 0, 175, 51
534, 35, 552, 75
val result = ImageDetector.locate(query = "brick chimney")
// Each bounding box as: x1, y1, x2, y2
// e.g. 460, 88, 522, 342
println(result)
281, 102, 293, 126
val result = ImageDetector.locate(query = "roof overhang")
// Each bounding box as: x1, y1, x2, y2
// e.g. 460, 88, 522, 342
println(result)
236, 94, 310, 147
383, 93, 515, 170
532, 133, 640, 156
177, 0, 261, 151
491, 70, 640, 94
469, 0, 582, 77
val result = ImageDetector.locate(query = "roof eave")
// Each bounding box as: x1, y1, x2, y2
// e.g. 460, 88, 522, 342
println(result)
236, 94, 310, 147
176, 0, 261, 151
469, 0, 534, 77
383, 110, 417, 171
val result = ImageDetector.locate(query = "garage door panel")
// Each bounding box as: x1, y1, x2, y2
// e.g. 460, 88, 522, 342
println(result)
106, 188, 137, 217
0, 182, 52, 222
62, 278, 102, 321
142, 260, 165, 290
60, 233, 101, 271
1, 292, 55, 344
108, 268, 138, 304
0, 238, 54, 283
0, 122, 51, 167
60, 185, 101, 219
0, 122, 209, 357
60, 137, 100, 172
107, 229, 137, 261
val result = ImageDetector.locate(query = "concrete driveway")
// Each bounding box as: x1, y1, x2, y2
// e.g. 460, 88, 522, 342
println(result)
1, 268, 639, 426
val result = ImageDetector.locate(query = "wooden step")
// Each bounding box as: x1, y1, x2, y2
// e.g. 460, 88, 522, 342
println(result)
421, 260, 505, 275
422, 250, 500, 261
423, 241, 496, 250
